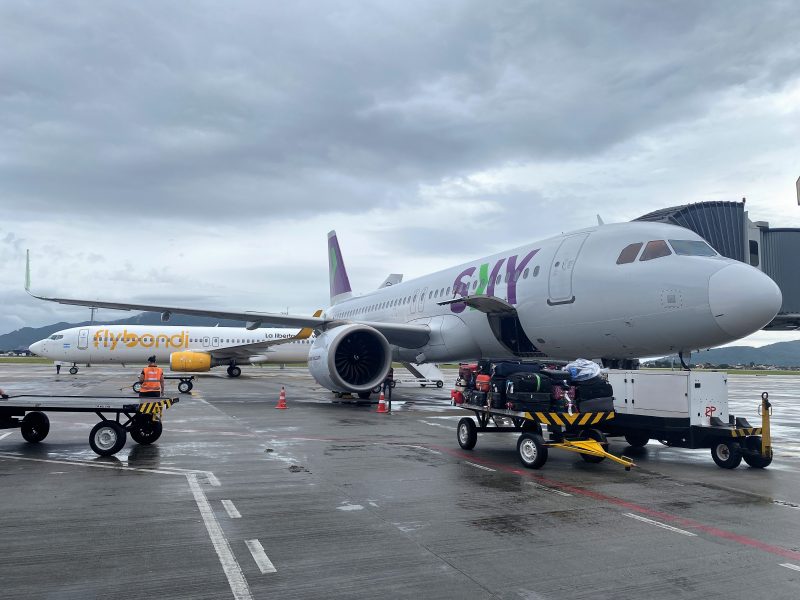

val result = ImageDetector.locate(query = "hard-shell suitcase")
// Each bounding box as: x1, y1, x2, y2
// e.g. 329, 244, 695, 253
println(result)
507, 372, 552, 394
505, 391, 552, 412
467, 390, 488, 406
575, 377, 614, 400
578, 396, 614, 412
493, 362, 542, 377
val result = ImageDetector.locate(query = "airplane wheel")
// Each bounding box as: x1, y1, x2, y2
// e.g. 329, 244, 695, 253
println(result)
372, 385, 382, 394
390, 381, 396, 388
436, 380, 444, 388
69, 367, 78, 375
227, 366, 241, 378
457, 418, 477, 450
711, 440, 742, 469
357, 391, 371, 400
21, 412, 50, 443
178, 381, 193, 393
517, 432, 548, 469
89, 421, 127, 456
132, 382, 142, 393
129, 417, 163, 445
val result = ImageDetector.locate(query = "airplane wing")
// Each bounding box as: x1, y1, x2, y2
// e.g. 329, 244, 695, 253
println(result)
206, 326, 314, 361
25, 252, 430, 348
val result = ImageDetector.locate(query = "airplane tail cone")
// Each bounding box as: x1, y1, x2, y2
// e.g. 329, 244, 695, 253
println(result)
376, 392, 388, 414
276, 386, 287, 409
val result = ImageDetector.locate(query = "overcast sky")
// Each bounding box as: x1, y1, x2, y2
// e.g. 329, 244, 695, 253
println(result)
2, 1, 799, 348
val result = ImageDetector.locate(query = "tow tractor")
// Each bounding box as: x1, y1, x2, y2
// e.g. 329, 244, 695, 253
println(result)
0, 394, 179, 456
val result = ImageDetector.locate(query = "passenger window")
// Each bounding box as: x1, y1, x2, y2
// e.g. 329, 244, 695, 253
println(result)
617, 243, 643, 264
640, 240, 671, 261
446, 287, 451, 295
668, 239, 718, 257
533, 266, 540, 277
523, 268, 529, 279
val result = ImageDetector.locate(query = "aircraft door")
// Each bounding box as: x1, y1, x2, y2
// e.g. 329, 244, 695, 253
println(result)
417, 287, 428, 313
548, 233, 589, 305
212, 336, 220, 348
410, 289, 419, 315
202, 336, 210, 348
77, 329, 89, 350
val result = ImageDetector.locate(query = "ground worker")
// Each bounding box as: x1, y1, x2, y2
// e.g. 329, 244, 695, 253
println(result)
382, 366, 394, 411
138, 356, 164, 398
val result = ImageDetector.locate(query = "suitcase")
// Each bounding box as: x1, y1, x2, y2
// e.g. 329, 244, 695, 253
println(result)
551, 385, 577, 402
575, 377, 614, 400
507, 373, 552, 394
467, 390, 488, 406
578, 396, 614, 412
493, 362, 542, 377
475, 374, 491, 393
505, 391, 552, 412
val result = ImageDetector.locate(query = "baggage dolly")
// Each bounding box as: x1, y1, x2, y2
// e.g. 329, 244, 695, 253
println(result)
0, 394, 179, 457
133, 375, 194, 394
456, 401, 635, 470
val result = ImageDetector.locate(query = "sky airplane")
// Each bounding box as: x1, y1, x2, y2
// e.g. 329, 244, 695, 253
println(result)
26, 221, 782, 396
28, 324, 313, 376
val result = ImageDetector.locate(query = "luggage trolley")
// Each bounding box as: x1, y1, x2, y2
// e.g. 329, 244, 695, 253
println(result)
133, 375, 194, 394
456, 400, 635, 470
0, 394, 179, 456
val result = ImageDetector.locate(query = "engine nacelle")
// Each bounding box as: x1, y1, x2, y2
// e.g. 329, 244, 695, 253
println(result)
308, 324, 392, 393
170, 351, 212, 372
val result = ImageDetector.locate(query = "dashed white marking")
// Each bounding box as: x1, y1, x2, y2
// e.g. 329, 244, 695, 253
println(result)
206, 472, 221, 487
419, 420, 451, 430
245, 539, 277, 574
0, 432, 13, 441
465, 461, 496, 472
524, 481, 572, 497
337, 503, 364, 511
780, 563, 800, 572
222, 499, 242, 519
187, 474, 253, 599
623, 513, 697, 537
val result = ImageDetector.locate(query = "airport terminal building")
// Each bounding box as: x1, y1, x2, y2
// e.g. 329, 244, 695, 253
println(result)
636, 201, 800, 330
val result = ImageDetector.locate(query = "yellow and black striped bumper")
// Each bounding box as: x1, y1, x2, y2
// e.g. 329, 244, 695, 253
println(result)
730, 427, 762, 438
523, 411, 615, 428
136, 398, 178, 420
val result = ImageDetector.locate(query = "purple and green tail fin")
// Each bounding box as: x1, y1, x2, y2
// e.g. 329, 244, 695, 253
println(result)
328, 230, 352, 305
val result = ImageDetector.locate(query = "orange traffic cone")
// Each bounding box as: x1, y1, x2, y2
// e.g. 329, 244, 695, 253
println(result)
276, 386, 287, 409
376, 392, 388, 414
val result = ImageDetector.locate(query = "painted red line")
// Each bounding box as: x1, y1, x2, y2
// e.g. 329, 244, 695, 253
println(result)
429, 443, 800, 562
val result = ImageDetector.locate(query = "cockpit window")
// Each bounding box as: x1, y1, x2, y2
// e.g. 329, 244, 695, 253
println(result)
48, 334, 64, 340
668, 239, 718, 257
640, 240, 672, 261
616, 243, 643, 264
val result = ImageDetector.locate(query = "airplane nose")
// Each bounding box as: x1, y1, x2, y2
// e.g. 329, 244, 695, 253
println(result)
29, 341, 43, 355
708, 263, 782, 339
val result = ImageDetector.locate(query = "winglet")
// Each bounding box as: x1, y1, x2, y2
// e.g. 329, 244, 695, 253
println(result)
295, 310, 323, 340
25, 249, 31, 293
596, 214, 605, 226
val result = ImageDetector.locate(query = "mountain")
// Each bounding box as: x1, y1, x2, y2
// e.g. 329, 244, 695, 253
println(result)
0, 313, 252, 351
655, 340, 800, 368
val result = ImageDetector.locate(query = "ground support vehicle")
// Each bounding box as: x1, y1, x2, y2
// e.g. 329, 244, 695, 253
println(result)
456, 399, 635, 470
0, 394, 179, 456
602, 370, 773, 469
133, 375, 194, 394
392, 377, 444, 388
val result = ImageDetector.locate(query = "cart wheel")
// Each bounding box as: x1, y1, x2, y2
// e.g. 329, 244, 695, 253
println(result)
710, 440, 742, 469
436, 380, 444, 388
132, 382, 142, 393
421, 384, 426, 387
521, 420, 543, 435
624, 432, 650, 448
390, 380, 396, 388
69, 367, 78, 375
129, 416, 163, 445
742, 436, 772, 469
517, 432, 548, 469
178, 381, 192, 393
457, 418, 478, 450
578, 429, 608, 463
20, 412, 50, 443
89, 421, 127, 456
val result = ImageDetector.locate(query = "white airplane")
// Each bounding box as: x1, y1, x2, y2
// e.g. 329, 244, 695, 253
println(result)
26, 221, 782, 396
28, 324, 314, 377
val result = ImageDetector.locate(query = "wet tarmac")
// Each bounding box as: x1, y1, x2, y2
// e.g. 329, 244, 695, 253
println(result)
1, 365, 799, 599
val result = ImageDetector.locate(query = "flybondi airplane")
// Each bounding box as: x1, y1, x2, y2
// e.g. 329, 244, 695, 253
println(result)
26, 220, 782, 397
28, 323, 315, 376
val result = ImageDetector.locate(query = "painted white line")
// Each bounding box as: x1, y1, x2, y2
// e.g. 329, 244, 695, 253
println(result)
245, 539, 277, 574
221, 499, 242, 519
187, 474, 253, 599
623, 513, 697, 537
419, 420, 451, 430
206, 472, 222, 487
0, 432, 13, 441
0, 453, 183, 476
465, 461, 496, 472
780, 563, 800, 572
524, 481, 572, 497
394, 444, 442, 455
773, 500, 800, 511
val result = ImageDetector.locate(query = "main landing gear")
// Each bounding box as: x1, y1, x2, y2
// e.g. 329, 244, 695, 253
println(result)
69, 364, 79, 375
226, 364, 242, 378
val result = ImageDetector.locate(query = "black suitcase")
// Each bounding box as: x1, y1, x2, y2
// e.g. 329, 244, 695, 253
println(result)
507, 373, 552, 394
467, 391, 488, 406
493, 362, 542, 377
578, 396, 615, 412
506, 391, 552, 412
575, 377, 614, 400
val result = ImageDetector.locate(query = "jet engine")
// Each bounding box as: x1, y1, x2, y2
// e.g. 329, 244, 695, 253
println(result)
308, 324, 391, 393
170, 351, 212, 372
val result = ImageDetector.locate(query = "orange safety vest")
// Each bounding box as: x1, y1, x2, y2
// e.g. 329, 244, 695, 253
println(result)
140, 366, 163, 393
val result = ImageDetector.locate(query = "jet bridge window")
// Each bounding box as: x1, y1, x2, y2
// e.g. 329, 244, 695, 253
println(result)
639, 240, 671, 261
616, 243, 643, 264
668, 239, 718, 257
